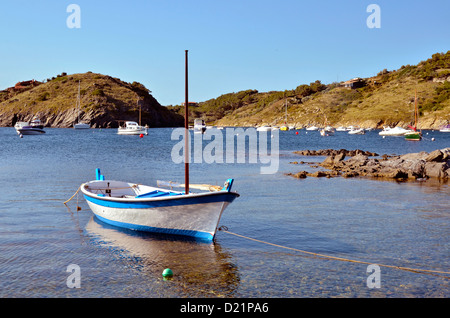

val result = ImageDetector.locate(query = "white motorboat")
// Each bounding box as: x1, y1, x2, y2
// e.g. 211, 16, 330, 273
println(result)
306, 126, 319, 131
194, 119, 206, 134
256, 125, 272, 132
118, 121, 148, 135
348, 127, 365, 135
14, 116, 45, 135
379, 126, 410, 136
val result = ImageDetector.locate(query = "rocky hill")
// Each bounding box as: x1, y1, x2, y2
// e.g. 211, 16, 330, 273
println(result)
0, 72, 184, 128
170, 51, 450, 129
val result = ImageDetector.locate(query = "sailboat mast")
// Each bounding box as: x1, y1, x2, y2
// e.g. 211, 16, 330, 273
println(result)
414, 90, 418, 130
77, 80, 81, 122
138, 98, 141, 126
285, 98, 287, 124
185, 50, 189, 195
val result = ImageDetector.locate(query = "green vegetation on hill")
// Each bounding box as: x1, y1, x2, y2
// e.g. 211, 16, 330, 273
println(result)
0, 72, 183, 128
170, 51, 449, 129
1, 51, 449, 129
167, 80, 328, 124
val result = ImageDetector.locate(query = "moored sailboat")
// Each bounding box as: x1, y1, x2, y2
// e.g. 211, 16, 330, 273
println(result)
73, 81, 90, 129
405, 90, 422, 141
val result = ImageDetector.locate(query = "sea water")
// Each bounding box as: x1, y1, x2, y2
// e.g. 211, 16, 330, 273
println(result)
0, 127, 448, 298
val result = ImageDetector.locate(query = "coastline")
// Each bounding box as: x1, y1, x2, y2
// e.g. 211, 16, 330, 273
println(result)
287, 148, 450, 182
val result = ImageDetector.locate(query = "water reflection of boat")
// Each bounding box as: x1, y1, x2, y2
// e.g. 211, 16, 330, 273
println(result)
85, 217, 239, 296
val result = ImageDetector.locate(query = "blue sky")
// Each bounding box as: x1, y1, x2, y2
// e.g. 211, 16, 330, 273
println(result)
1, 0, 449, 106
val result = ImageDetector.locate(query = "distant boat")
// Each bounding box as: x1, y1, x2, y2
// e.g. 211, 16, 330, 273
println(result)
379, 126, 409, 136
256, 125, 272, 132
117, 121, 148, 135
194, 119, 206, 134
73, 81, 90, 129
405, 90, 422, 141
306, 126, 319, 131
14, 116, 45, 135
320, 126, 335, 136
118, 100, 148, 135
336, 127, 347, 131
280, 98, 289, 131
348, 127, 365, 135
74, 122, 90, 129
439, 124, 450, 132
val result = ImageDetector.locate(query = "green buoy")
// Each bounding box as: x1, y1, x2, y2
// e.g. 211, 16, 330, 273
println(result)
162, 268, 173, 278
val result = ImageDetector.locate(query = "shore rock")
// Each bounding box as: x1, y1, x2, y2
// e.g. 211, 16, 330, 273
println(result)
293, 149, 379, 157
288, 148, 450, 181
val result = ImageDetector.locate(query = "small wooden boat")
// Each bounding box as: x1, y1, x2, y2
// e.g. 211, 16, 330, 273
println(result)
80, 51, 239, 240
81, 170, 239, 240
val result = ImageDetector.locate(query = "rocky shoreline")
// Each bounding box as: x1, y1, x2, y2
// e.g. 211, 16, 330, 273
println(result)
287, 148, 450, 181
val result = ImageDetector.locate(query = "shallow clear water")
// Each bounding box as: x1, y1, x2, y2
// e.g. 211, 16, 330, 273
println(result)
0, 127, 448, 298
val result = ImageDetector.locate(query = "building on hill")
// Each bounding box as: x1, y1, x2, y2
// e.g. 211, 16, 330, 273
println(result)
182, 102, 198, 107
4, 79, 40, 92
343, 78, 366, 89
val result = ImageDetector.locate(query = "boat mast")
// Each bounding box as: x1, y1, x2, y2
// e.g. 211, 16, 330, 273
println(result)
414, 89, 418, 130
138, 98, 141, 126
284, 95, 287, 124
185, 50, 189, 195
77, 80, 81, 123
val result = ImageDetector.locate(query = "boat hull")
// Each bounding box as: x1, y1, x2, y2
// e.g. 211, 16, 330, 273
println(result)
404, 132, 422, 141
74, 123, 90, 129
81, 181, 239, 240
348, 129, 365, 135
17, 128, 45, 135
117, 129, 148, 135
379, 127, 409, 136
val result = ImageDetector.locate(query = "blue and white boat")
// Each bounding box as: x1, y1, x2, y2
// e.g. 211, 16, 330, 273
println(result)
80, 51, 239, 241
80, 170, 239, 240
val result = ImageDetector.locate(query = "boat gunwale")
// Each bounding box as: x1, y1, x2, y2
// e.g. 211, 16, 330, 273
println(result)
80, 181, 240, 203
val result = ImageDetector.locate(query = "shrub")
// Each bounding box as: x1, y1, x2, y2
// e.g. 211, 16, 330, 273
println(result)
37, 91, 50, 101
91, 89, 104, 96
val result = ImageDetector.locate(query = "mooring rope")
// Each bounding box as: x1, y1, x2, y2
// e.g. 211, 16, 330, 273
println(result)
63, 186, 81, 205
218, 227, 450, 278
